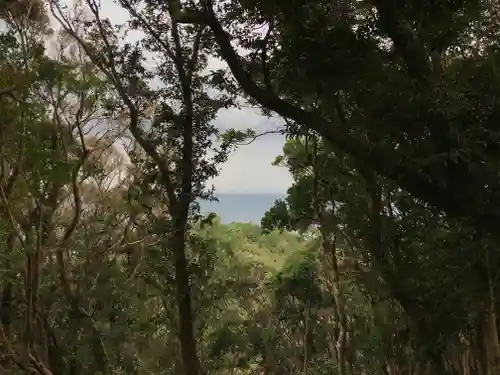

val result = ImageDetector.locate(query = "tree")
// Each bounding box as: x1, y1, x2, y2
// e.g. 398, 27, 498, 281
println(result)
48, 1, 245, 374
262, 135, 349, 375
172, 0, 500, 240
0, 3, 143, 373
5, 1, 500, 375
263, 132, 500, 375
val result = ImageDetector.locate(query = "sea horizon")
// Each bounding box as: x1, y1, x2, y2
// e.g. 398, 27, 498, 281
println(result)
199, 192, 284, 224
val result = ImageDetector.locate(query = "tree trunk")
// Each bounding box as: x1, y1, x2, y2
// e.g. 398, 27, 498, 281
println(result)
484, 247, 500, 375
171, 229, 200, 375
322, 233, 347, 375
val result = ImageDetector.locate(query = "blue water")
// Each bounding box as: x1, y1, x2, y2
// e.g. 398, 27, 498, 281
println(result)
199, 193, 282, 224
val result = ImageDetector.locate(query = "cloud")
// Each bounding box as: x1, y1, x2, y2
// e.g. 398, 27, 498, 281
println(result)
209, 107, 291, 194
209, 132, 292, 194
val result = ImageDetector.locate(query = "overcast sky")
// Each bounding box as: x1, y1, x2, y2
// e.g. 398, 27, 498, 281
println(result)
56, 0, 293, 195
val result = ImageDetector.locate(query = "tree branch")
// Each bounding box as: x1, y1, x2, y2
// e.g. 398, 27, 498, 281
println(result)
370, 0, 433, 82
180, 6, 500, 237
49, 0, 179, 212
187, 7, 462, 215
236, 129, 284, 146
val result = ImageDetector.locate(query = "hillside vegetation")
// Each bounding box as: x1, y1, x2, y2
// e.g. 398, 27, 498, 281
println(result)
1, 1, 500, 375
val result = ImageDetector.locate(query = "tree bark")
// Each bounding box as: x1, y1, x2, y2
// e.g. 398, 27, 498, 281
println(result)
321, 232, 347, 375
484, 247, 500, 375
171, 229, 200, 375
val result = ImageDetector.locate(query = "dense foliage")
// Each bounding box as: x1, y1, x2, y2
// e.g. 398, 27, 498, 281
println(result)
1, 1, 500, 375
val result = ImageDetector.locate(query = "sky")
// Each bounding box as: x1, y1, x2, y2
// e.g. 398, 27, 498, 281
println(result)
53, 0, 293, 195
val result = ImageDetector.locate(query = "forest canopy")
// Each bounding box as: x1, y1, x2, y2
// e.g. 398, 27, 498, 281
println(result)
0, 1, 499, 375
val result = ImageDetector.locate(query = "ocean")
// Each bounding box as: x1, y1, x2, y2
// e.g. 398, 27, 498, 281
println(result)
199, 193, 283, 224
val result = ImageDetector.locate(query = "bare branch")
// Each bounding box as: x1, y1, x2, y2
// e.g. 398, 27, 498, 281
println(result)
236, 129, 284, 146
